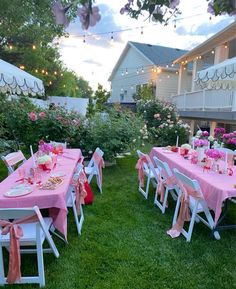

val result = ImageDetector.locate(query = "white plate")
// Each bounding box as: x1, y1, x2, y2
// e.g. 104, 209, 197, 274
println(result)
4, 186, 32, 198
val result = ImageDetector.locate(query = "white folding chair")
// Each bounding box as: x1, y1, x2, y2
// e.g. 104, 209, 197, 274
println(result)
171, 168, 220, 242
66, 165, 85, 236
136, 150, 159, 199
1, 150, 26, 175
153, 156, 178, 213
0, 206, 59, 287
84, 147, 104, 193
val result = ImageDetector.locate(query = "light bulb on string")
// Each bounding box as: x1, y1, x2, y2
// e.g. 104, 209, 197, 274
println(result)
136, 68, 139, 74
32, 44, 36, 50
110, 32, 114, 42
83, 35, 86, 43
174, 20, 177, 29
141, 26, 143, 35
125, 68, 128, 75
141, 67, 144, 73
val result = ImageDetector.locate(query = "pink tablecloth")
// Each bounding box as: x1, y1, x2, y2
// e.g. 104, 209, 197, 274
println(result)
0, 149, 82, 238
150, 147, 236, 225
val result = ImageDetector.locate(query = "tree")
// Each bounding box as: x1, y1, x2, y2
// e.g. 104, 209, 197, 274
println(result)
133, 84, 154, 102
94, 84, 110, 111
76, 77, 93, 98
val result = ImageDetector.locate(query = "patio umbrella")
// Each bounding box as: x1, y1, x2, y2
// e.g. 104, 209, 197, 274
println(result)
195, 56, 236, 89
0, 59, 44, 96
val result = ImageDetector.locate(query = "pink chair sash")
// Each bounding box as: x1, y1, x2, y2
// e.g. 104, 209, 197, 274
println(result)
135, 155, 149, 187
167, 181, 203, 238
72, 171, 88, 214
5, 151, 25, 167
93, 151, 105, 185
156, 174, 176, 203
0, 214, 38, 284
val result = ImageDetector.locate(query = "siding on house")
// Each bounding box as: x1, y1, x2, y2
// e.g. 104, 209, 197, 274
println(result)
110, 46, 153, 103
109, 41, 190, 103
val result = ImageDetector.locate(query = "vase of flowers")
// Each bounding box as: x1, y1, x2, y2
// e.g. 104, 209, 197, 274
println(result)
37, 155, 52, 171
205, 149, 225, 173
194, 139, 209, 162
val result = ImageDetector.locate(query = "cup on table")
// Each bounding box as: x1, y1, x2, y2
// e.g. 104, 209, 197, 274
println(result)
18, 168, 25, 181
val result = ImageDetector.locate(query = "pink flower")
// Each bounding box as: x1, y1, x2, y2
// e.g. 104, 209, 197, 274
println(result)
77, 4, 101, 30
205, 149, 225, 160
57, 115, 63, 121
29, 111, 37, 121
39, 112, 46, 119
154, 113, 160, 119
202, 131, 209, 137
51, 0, 71, 28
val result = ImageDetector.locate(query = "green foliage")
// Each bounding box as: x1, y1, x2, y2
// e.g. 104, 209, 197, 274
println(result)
0, 97, 84, 150
132, 84, 154, 102
137, 99, 190, 146
94, 84, 110, 111
81, 108, 145, 161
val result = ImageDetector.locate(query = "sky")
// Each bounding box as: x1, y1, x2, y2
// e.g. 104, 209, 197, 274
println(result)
59, 0, 234, 90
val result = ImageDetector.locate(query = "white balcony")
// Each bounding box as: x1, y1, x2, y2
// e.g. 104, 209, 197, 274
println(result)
173, 89, 236, 112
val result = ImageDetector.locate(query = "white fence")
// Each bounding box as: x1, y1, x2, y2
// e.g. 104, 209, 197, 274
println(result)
9, 95, 89, 116
173, 89, 236, 112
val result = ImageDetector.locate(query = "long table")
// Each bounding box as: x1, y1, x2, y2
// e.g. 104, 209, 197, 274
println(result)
150, 147, 236, 230
0, 149, 82, 238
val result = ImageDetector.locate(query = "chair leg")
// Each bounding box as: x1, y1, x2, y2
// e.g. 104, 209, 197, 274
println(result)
161, 187, 169, 214
36, 228, 45, 287
0, 244, 5, 285
96, 175, 102, 193
172, 193, 181, 227
72, 200, 82, 235
185, 204, 198, 242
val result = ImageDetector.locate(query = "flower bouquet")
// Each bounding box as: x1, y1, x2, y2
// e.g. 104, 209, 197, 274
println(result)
205, 149, 225, 173
51, 142, 64, 155
37, 155, 52, 171
38, 140, 53, 155
179, 143, 191, 157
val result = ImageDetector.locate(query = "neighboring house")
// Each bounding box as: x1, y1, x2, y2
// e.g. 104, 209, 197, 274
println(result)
172, 20, 236, 135
108, 41, 191, 103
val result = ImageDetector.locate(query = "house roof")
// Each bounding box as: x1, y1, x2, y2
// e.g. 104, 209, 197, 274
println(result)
130, 41, 188, 66
174, 20, 236, 64
108, 41, 188, 81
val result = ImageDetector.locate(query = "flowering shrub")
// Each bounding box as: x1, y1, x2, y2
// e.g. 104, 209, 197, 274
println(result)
137, 99, 190, 146
80, 108, 145, 161
0, 96, 84, 150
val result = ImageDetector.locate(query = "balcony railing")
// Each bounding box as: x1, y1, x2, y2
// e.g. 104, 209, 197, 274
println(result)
173, 89, 236, 112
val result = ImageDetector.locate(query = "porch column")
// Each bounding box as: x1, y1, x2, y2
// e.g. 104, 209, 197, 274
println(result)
210, 121, 217, 136
191, 59, 203, 92
177, 64, 188, 94
214, 44, 229, 65
189, 119, 195, 143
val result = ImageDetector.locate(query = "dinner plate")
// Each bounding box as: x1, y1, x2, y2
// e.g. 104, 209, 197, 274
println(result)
4, 185, 32, 198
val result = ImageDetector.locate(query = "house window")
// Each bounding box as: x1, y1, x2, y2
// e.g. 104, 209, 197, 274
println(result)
120, 93, 124, 102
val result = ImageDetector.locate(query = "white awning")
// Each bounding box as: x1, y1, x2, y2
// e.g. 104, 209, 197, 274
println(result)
0, 59, 45, 96
195, 56, 236, 89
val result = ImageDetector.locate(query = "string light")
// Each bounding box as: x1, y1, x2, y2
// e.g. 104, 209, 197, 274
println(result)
35, 69, 38, 73
32, 44, 36, 50
174, 20, 177, 29
141, 26, 143, 35
19, 65, 25, 70
83, 35, 86, 43
211, 49, 215, 54
110, 31, 114, 41
54, 71, 58, 75
125, 68, 128, 75
141, 67, 144, 73
136, 68, 139, 74
9, 45, 13, 50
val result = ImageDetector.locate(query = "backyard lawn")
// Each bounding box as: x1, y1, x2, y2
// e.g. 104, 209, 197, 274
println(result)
1, 149, 236, 289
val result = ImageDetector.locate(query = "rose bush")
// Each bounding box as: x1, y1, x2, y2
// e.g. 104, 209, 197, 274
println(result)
137, 99, 190, 146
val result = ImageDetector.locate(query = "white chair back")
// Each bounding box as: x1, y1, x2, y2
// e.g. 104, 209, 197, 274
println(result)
153, 156, 172, 179
137, 150, 158, 180
0, 206, 59, 286
1, 150, 26, 174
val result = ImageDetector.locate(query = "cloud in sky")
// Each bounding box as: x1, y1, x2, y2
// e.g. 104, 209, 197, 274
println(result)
59, 0, 234, 90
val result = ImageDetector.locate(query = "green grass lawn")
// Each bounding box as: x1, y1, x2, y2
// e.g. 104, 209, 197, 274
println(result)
1, 150, 236, 289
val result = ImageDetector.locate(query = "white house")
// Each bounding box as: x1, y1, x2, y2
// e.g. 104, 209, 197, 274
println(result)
108, 41, 191, 103
172, 20, 236, 135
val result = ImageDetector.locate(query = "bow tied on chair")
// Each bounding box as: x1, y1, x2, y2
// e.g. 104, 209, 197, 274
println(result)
135, 155, 149, 187
156, 174, 176, 203
72, 171, 88, 214
93, 151, 105, 186
167, 181, 203, 238
0, 214, 38, 284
